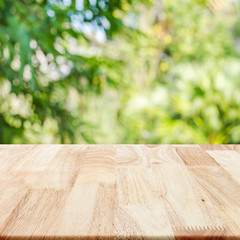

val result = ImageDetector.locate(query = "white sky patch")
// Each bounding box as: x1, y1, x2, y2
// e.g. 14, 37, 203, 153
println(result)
23, 64, 32, 81
76, 0, 84, 11
101, 16, 111, 30
89, 0, 97, 6
30, 40, 37, 49
63, 0, 72, 7
85, 10, 93, 20
98, 0, 106, 9
47, 9, 55, 17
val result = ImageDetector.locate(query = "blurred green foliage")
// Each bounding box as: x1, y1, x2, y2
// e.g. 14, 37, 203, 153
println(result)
0, 0, 240, 143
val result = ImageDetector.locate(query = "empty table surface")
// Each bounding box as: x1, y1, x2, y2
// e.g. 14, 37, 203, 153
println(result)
0, 144, 240, 240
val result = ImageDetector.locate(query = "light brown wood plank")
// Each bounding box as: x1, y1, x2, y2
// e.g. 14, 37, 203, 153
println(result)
114, 205, 174, 239
199, 145, 233, 150
0, 189, 69, 237
188, 166, 240, 235
58, 175, 99, 236
0, 145, 38, 172
146, 145, 185, 166
0, 144, 239, 239
117, 145, 148, 167
153, 164, 225, 229
117, 167, 160, 205
175, 146, 220, 166
0, 173, 29, 228
46, 145, 87, 172
207, 150, 240, 185
78, 145, 117, 183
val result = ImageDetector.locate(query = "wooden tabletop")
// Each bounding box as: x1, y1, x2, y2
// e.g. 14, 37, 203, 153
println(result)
0, 145, 240, 240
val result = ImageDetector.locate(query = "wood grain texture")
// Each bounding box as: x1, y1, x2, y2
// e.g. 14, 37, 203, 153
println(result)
0, 144, 239, 240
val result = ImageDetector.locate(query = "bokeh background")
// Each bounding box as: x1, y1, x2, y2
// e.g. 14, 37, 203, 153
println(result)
1, 0, 240, 144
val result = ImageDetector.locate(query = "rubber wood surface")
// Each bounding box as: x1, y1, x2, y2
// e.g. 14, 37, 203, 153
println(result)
0, 145, 239, 240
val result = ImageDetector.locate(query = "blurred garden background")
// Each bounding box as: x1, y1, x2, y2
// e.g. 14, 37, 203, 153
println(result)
1, 0, 240, 144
